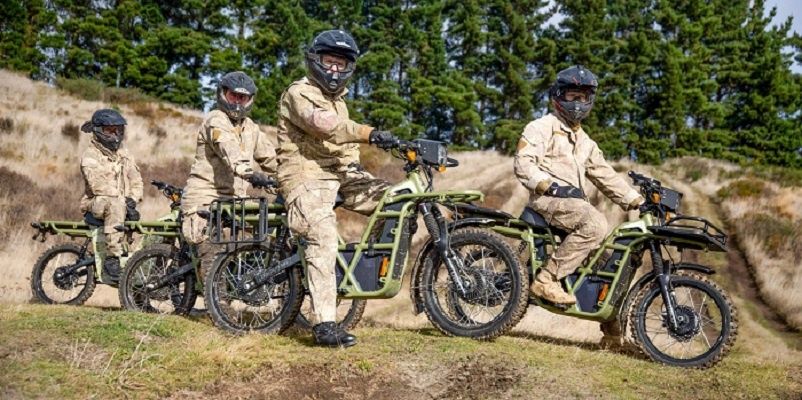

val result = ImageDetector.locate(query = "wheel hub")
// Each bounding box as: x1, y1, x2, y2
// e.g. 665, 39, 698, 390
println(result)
53, 266, 79, 290
458, 269, 508, 307
236, 269, 272, 306
666, 305, 701, 342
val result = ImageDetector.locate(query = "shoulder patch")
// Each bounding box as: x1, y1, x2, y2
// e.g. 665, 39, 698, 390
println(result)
517, 138, 528, 152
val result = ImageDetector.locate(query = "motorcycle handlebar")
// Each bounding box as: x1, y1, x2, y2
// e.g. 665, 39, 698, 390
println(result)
150, 180, 182, 199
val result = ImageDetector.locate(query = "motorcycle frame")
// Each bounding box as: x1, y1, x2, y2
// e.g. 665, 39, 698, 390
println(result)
461, 211, 723, 322
32, 208, 182, 286
212, 166, 483, 300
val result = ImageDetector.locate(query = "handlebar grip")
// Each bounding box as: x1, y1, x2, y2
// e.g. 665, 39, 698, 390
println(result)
446, 157, 459, 167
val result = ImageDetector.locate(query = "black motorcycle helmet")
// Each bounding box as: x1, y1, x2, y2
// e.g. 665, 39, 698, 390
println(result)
216, 71, 257, 121
80, 109, 127, 151
305, 29, 359, 96
549, 65, 599, 126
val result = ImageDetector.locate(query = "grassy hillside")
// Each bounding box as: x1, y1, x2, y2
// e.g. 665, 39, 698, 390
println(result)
1, 70, 801, 398
1, 304, 800, 399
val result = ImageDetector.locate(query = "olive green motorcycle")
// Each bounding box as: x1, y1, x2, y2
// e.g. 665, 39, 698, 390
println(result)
30, 181, 192, 307
438, 171, 737, 368
202, 139, 529, 340
117, 181, 201, 315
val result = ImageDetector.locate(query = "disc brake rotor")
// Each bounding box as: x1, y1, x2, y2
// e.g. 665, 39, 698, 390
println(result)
666, 305, 701, 342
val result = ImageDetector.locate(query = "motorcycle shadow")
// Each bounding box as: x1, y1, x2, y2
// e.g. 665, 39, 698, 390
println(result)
506, 331, 648, 360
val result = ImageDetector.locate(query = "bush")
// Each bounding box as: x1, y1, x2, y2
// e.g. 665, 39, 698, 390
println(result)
740, 213, 800, 258
56, 77, 155, 105
0, 117, 13, 134
61, 122, 80, 143
56, 77, 104, 101
716, 178, 766, 199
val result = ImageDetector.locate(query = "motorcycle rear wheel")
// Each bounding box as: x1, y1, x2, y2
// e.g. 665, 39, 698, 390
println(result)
204, 243, 303, 335
31, 243, 95, 305
119, 244, 197, 315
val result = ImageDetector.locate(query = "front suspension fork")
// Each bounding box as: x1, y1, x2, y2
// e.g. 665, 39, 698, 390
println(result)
649, 240, 679, 330
419, 202, 468, 296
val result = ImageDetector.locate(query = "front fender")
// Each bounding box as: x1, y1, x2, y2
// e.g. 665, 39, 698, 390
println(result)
408, 217, 499, 314
630, 262, 715, 293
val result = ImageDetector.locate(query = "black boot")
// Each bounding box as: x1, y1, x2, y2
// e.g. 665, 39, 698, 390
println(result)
103, 257, 121, 284
312, 322, 357, 348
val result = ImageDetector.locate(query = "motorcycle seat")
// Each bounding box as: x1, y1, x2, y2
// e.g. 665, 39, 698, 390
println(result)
518, 207, 569, 238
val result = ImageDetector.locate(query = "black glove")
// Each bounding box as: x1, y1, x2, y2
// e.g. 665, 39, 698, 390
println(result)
546, 183, 585, 199
125, 197, 140, 221
369, 130, 399, 150
246, 172, 277, 189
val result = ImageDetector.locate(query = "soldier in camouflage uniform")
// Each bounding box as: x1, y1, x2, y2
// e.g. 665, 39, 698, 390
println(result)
79, 109, 143, 283
276, 30, 399, 347
514, 65, 644, 348
181, 71, 276, 281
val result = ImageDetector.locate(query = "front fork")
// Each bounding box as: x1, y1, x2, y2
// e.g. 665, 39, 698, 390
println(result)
418, 202, 468, 296
649, 240, 679, 331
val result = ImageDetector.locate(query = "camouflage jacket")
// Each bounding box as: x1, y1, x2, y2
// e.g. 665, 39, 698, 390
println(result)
80, 139, 143, 211
514, 113, 642, 210
276, 77, 373, 200
181, 110, 276, 214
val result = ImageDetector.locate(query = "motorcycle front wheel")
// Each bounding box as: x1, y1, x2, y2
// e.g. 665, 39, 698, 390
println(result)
629, 272, 738, 368
416, 228, 528, 340
31, 243, 95, 305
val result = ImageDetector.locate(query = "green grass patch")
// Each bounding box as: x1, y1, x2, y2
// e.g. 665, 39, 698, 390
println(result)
1, 304, 800, 399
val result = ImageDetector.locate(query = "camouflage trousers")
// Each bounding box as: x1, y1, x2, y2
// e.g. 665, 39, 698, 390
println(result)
530, 196, 608, 280
284, 169, 388, 325
83, 195, 126, 257
181, 212, 217, 282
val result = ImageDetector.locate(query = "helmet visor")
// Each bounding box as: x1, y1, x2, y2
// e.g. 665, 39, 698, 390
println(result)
560, 87, 595, 104
309, 53, 356, 74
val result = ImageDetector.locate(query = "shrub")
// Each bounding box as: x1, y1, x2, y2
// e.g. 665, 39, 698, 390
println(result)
56, 77, 155, 105
0, 117, 13, 134
147, 125, 167, 139
105, 86, 152, 104
740, 213, 799, 258
131, 103, 156, 119
61, 122, 80, 143
716, 178, 766, 199
56, 77, 104, 101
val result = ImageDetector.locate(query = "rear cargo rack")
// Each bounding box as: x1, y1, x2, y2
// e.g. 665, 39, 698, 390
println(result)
207, 197, 270, 245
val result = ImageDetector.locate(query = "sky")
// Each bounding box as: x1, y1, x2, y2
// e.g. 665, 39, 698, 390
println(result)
766, 0, 801, 71
766, 0, 800, 35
